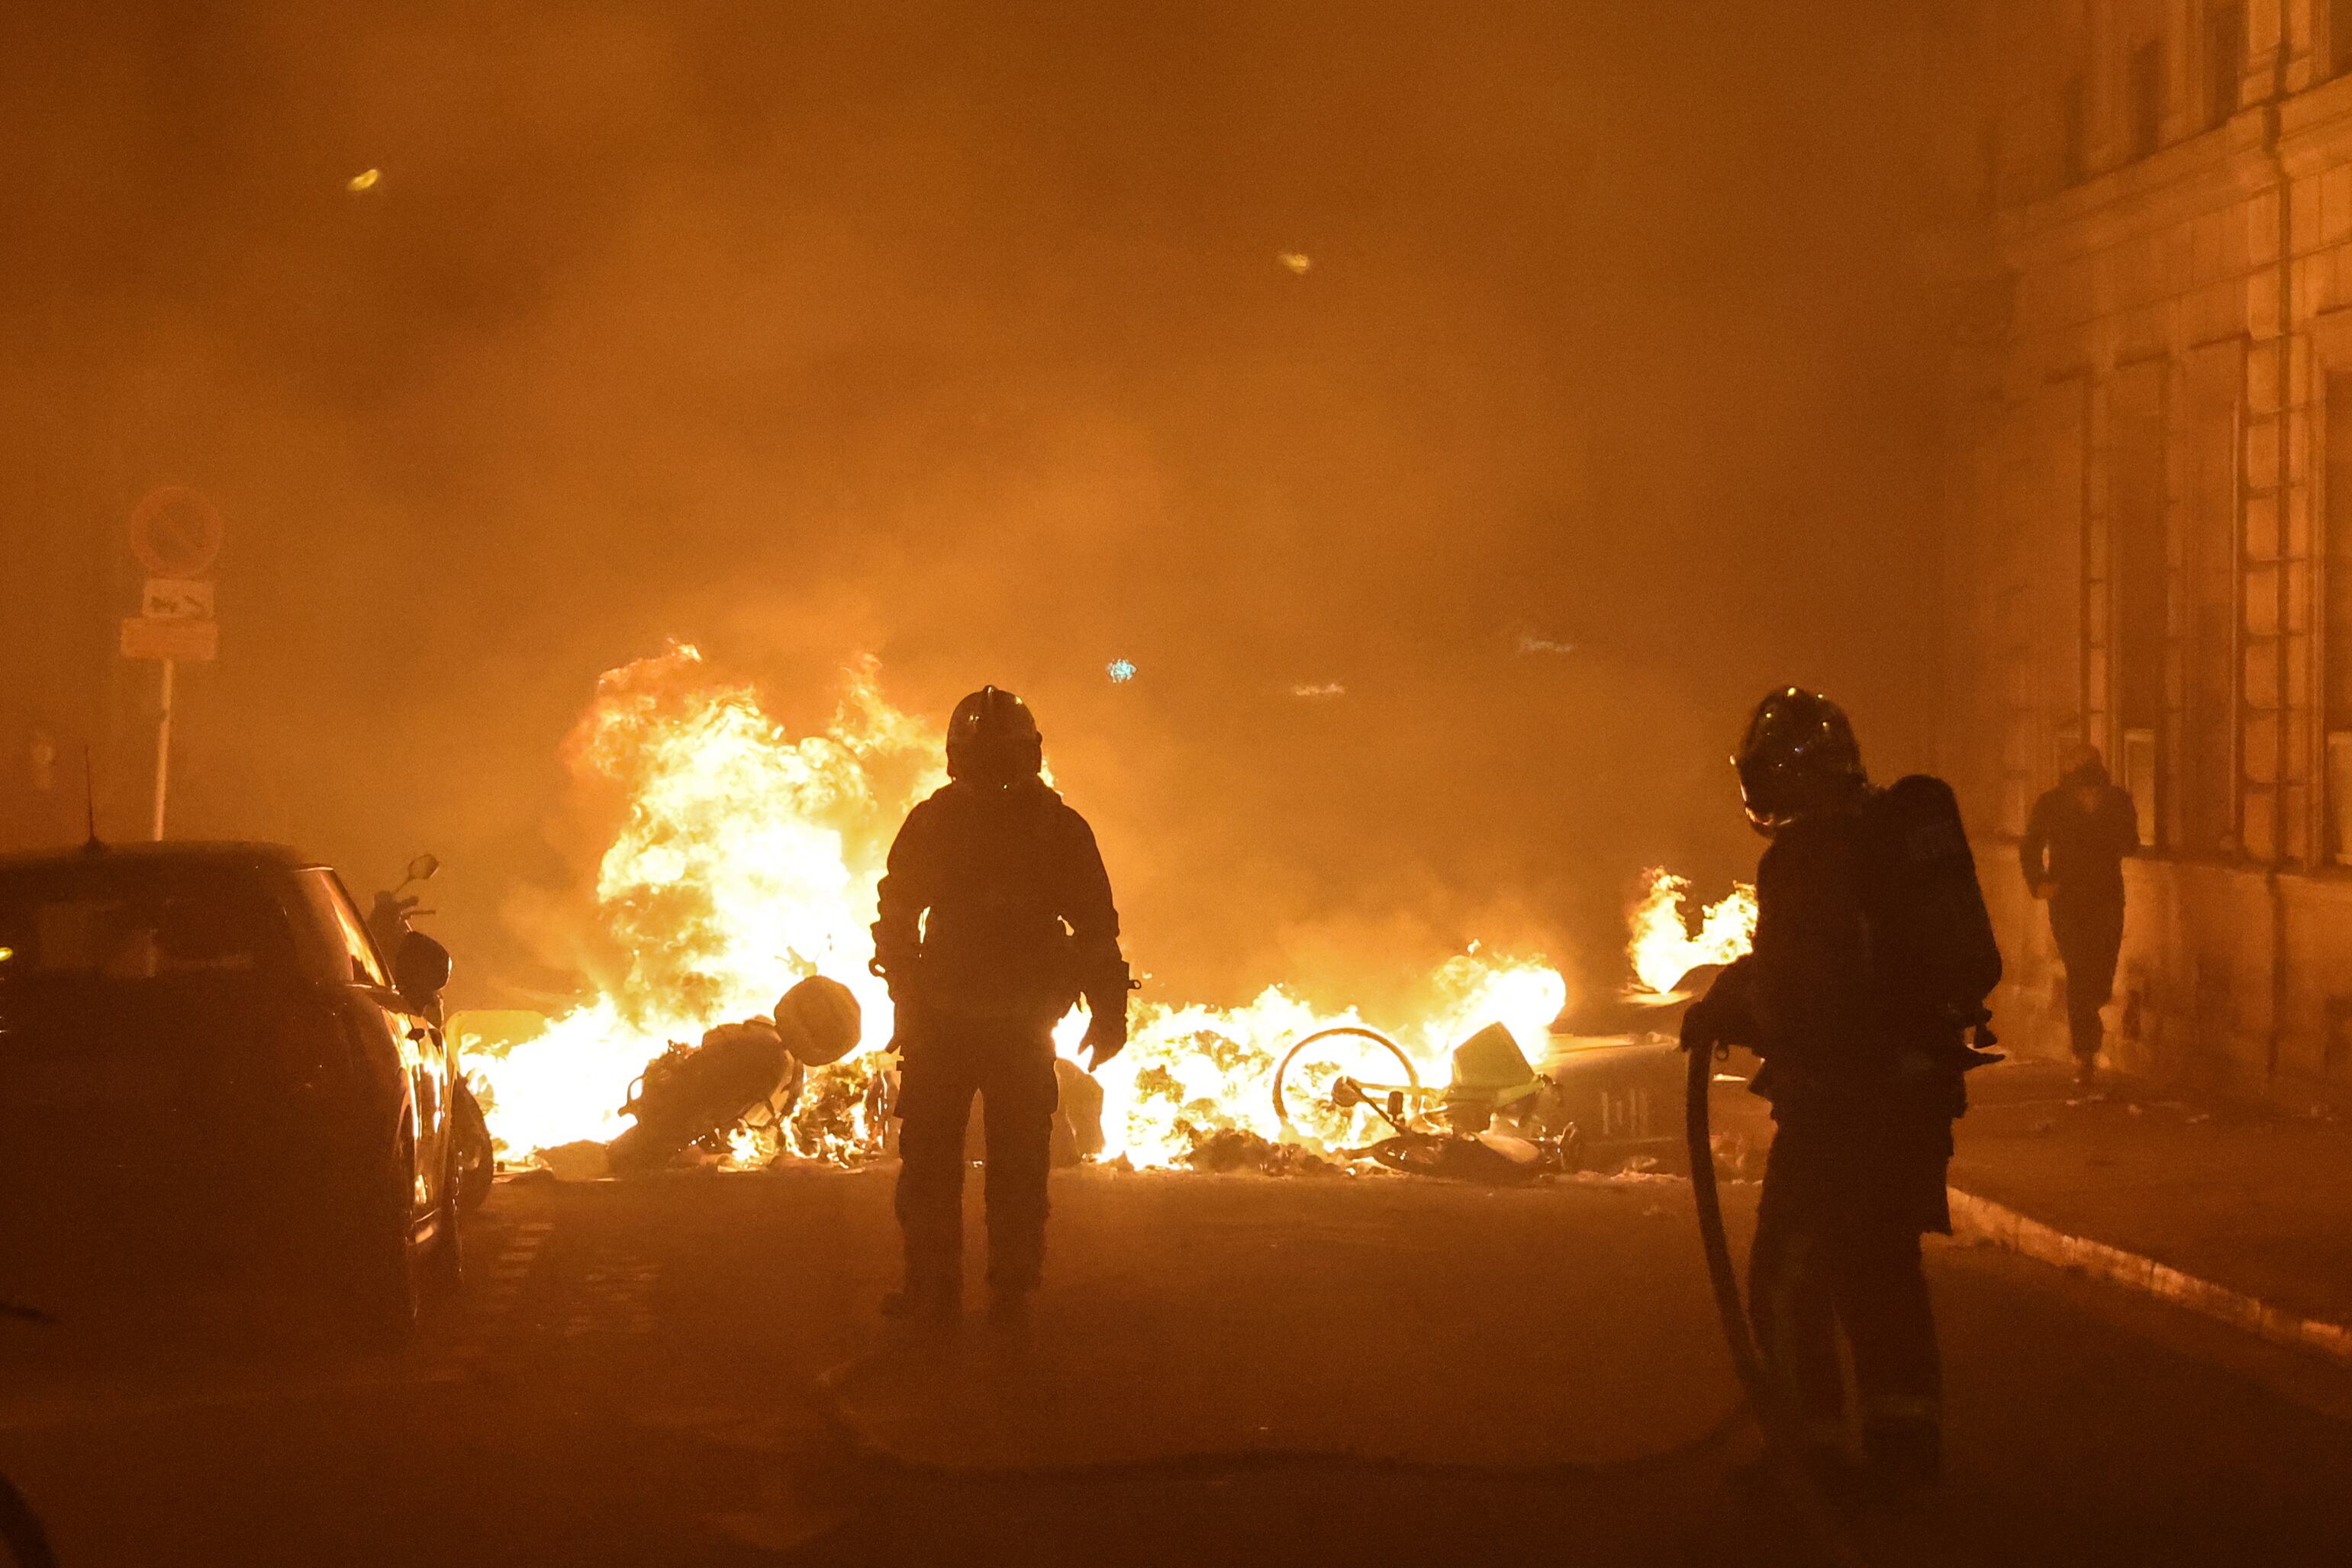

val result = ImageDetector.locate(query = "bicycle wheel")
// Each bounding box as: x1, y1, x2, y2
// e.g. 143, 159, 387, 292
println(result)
1271, 1027, 1420, 1148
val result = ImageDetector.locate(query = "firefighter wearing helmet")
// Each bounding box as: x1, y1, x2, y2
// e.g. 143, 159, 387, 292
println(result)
870, 686, 1129, 1324
1681, 687, 2002, 1494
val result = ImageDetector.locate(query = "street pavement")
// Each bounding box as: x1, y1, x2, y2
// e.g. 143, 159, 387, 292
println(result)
1, 1164, 2350, 1566
1952, 1056, 2352, 1324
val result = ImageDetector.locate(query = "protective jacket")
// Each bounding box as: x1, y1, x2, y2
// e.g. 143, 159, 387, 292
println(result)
1692, 778, 1998, 1125
872, 777, 1123, 1030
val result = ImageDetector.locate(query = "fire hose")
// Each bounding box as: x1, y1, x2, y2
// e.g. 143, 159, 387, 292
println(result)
0, 1473, 54, 1568
0, 1303, 56, 1568
1684, 1041, 1871, 1568
799, 1040, 1865, 1560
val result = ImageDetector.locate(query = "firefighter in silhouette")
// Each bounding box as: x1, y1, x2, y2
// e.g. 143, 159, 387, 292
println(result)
2019, 745, 2138, 1086
1680, 688, 2002, 1492
871, 686, 1129, 1322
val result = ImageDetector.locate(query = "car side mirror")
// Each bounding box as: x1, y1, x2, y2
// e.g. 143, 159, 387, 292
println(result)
395, 929, 452, 1004
406, 853, 440, 885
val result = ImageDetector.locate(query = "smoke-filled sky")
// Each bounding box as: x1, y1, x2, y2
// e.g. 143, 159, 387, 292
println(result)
1, 2, 1957, 1009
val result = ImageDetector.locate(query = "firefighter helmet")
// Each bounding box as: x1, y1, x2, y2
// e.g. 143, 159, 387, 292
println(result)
946, 685, 1043, 783
1733, 686, 1867, 836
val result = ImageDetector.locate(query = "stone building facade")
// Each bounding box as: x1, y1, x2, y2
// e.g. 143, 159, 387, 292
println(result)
1944, 0, 2352, 1105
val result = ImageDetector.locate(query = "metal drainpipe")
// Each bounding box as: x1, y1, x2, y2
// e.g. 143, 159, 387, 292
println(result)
2265, 36, 2293, 1088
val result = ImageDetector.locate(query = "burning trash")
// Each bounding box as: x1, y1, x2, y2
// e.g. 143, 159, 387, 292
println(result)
1268, 1021, 1578, 1183
604, 975, 862, 1174
465, 648, 1761, 1188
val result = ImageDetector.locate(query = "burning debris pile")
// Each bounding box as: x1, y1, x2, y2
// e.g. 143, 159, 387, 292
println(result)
469, 648, 1747, 1181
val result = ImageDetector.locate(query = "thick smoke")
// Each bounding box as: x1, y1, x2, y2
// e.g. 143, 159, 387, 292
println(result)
0, 2, 1953, 1011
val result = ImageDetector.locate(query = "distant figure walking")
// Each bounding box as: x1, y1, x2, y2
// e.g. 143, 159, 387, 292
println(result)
869, 686, 1129, 1325
2019, 746, 2139, 1085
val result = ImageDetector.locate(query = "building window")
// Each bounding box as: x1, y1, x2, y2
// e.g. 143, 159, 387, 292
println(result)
2183, 346, 2242, 857
2130, 40, 2164, 160
2328, 374, 2352, 861
2062, 75, 2089, 185
2205, 5, 2245, 132
2117, 407, 2167, 847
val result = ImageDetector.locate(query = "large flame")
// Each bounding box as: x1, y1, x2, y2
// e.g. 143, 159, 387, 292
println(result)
1625, 868, 1756, 996
471, 648, 1571, 1172
1070, 946, 1568, 1168
470, 646, 930, 1160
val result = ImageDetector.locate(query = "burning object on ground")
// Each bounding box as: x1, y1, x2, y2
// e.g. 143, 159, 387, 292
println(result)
1253, 864, 1774, 1184
1183, 1126, 1348, 1177
1269, 1022, 1579, 1183
1527, 866, 1774, 1182
606, 976, 861, 1175
1541, 984, 1703, 1174
466, 649, 1586, 1176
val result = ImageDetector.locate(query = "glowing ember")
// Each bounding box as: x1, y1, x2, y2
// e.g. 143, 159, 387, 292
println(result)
1626, 868, 1756, 997
471, 646, 1573, 1174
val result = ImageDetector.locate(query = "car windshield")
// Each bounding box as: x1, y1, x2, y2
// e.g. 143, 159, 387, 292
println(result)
0, 860, 299, 985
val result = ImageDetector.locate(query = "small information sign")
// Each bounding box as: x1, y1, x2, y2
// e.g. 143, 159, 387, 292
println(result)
141, 578, 216, 621
120, 617, 219, 662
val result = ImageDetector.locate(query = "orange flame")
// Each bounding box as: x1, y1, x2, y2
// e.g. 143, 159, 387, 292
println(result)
1625, 868, 1755, 997
472, 649, 1574, 1171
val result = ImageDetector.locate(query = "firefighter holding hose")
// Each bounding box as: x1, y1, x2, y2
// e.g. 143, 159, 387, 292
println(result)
871, 686, 1129, 1325
1680, 688, 2001, 1496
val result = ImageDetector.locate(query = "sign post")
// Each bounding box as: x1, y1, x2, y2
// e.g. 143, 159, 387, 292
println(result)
124, 487, 224, 841
152, 658, 176, 841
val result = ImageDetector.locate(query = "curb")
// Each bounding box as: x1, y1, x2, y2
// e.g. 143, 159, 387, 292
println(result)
1946, 1186, 2352, 1369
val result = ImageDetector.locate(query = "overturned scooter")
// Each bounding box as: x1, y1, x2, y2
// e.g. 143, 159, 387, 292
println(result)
606, 976, 863, 1174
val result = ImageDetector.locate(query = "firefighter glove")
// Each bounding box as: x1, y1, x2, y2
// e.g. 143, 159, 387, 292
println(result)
1680, 988, 1735, 1055
1082, 1009, 1126, 1070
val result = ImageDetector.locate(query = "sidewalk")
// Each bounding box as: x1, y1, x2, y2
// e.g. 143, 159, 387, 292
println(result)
1949, 1056, 2352, 1332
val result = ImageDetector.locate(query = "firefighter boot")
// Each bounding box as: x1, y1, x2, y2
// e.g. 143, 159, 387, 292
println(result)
984, 1285, 1033, 1333
880, 1275, 961, 1327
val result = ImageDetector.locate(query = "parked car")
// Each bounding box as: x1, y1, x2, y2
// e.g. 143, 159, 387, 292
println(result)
0, 842, 462, 1341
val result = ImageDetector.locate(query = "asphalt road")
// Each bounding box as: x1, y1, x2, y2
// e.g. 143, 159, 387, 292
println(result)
2, 1166, 2350, 1567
